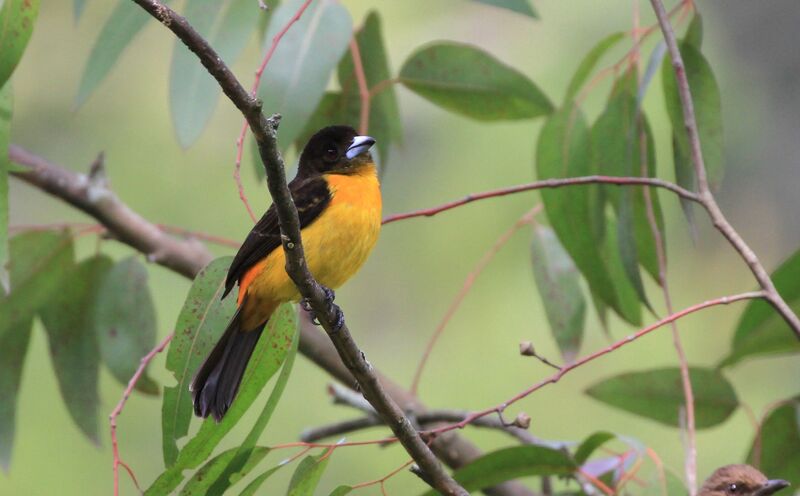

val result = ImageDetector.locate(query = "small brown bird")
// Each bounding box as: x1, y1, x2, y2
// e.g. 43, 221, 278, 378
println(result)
699, 464, 790, 496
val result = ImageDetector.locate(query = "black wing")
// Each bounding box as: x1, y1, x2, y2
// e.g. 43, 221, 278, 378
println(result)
223, 175, 331, 298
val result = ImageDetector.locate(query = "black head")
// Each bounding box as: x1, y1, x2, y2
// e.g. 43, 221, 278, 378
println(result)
297, 125, 376, 177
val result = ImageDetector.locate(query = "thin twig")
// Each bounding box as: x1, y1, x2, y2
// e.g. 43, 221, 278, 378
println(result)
382, 175, 699, 225
109, 332, 174, 496
233, 0, 315, 223
130, 2, 465, 493
410, 205, 541, 395
649, 0, 800, 339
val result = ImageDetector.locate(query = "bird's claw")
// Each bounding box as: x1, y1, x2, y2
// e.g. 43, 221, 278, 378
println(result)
302, 286, 344, 331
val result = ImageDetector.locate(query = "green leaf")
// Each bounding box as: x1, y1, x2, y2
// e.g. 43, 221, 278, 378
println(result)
472, 0, 538, 19
76, 1, 167, 107
585, 367, 738, 428
0, 82, 11, 292
162, 257, 236, 466
574, 431, 615, 465
0, 231, 70, 470
0, 0, 40, 87
564, 32, 626, 101
599, 216, 642, 325
239, 465, 284, 496
684, 12, 703, 49
336, 11, 401, 167
536, 105, 638, 323
0, 231, 74, 341
420, 445, 575, 496
207, 318, 299, 495
179, 446, 270, 496
632, 117, 664, 283
329, 486, 352, 496
747, 397, 800, 489
530, 224, 586, 363
662, 42, 723, 188
39, 255, 113, 444
170, 0, 261, 147
94, 256, 158, 394
258, 0, 352, 150
146, 304, 297, 495
400, 41, 552, 121
287, 450, 332, 496
720, 249, 800, 367
0, 307, 31, 471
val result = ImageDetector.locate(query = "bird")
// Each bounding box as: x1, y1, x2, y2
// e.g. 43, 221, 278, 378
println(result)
190, 125, 381, 422
699, 464, 790, 496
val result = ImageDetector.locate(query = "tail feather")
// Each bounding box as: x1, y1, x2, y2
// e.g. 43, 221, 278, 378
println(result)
190, 308, 266, 422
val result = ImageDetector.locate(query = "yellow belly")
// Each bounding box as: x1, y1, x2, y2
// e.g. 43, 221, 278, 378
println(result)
240, 168, 381, 329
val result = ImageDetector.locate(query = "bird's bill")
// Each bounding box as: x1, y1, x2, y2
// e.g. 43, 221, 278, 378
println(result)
346, 135, 376, 159
754, 479, 790, 496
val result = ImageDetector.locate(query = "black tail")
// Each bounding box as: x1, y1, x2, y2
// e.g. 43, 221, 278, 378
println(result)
190, 309, 266, 422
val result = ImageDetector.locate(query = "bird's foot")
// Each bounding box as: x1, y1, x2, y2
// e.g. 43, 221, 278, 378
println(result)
301, 286, 344, 331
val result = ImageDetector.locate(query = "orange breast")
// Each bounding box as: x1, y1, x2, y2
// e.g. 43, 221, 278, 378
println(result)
237, 165, 381, 329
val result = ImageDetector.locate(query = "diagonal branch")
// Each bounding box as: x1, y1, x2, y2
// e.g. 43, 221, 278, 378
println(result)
125, 2, 468, 493
649, 0, 800, 340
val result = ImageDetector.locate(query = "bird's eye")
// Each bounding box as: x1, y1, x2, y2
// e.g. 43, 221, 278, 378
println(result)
323, 145, 338, 162
728, 483, 739, 493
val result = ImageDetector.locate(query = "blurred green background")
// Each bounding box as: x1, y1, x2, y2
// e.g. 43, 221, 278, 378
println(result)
4, 0, 800, 494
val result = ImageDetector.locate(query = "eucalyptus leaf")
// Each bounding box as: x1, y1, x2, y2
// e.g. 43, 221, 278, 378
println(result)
40, 255, 113, 444
94, 256, 159, 394
400, 41, 552, 120
420, 445, 575, 496
179, 446, 269, 495
472, 0, 538, 18
747, 397, 800, 489
530, 224, 586, 363
0, 0, 40, 87
258, 0, 352, 150
586, 367, 738, 428
287, 450, 333, 496
564, 32, 625, 101
162, 257, 236, 466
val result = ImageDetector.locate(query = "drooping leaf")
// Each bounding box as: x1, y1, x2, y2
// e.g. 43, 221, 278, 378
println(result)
207, 319, 299, 496
471, 0, 538, 19
179, 446, 270, 496
76, 1, 169, 107
0, 0, 40, 88
631, 117, 664, 283
0, 231, 70, 470
258, 0, 352, 150
39, 255, 113, 444
0, 309, 31, 472
574, 431, 616, 465
94, 256, 158, 394
599, 216, 642, 325
420, 445, 575, 496
400, 41, 552, 121
170, 0, 262, 147
0, 83, 11, 292
536, 104, 637, 323
162, 257, 236, 466
146, 304, 297, 495
684, 12, 703, 49
328, 486, 353, 496
747, 397, 800, 489
586, 367, 738, 428
336, 10, 401, 167
720, 249, 800, 367
287, 450, 333, 496
662, 42, 723, 188
564, 32, 626, 102
530, 224, 586, 363
239, 465, 284, 496
0, 231, 74, 341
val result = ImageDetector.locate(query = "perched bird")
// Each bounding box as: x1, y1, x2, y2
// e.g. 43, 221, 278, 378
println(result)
191, 125, 381, 421
699, 464, 790, 496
